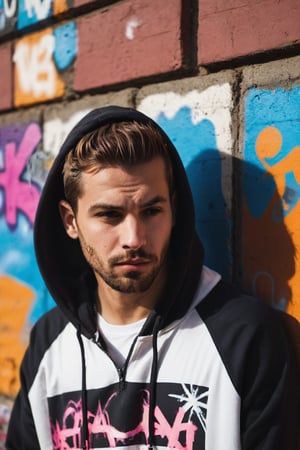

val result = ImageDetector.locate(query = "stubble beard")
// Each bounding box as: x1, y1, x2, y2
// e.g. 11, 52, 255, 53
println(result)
96, 263, 161, 293
81, 243, 166, 294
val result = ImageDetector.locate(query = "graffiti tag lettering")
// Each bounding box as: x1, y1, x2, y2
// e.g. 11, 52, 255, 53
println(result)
22, 0, 52, 20
0, 122, 41, 227
13, 29, 65, 105
0, 0, 17, 31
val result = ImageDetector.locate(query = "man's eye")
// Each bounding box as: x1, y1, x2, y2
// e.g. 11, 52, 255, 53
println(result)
143, 207, 162, 216
96, 211, 122, 219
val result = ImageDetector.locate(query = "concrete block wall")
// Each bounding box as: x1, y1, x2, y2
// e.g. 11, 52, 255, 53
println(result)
1, 0, 300, 443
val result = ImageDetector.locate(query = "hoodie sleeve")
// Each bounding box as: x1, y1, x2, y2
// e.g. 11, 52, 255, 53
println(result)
239, 308, 299, 450
198, 283, 299, 450
6, 307, 67, 450
5, 349, 40, 450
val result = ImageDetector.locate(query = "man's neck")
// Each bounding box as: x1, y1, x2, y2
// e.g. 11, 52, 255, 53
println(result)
96, 267, 167, 325
97, 294, 152, 325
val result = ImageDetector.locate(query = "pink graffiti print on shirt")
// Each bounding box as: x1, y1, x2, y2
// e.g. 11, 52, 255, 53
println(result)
51, 387, 203, 450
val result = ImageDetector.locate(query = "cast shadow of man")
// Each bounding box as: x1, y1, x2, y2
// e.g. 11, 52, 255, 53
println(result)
186, 148, 300, 440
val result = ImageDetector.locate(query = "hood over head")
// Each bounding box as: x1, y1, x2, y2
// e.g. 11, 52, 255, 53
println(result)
34, 106, 204, 337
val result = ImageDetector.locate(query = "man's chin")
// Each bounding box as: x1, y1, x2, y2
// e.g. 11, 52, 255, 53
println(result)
110, 275, 155, 294
111, 284, 147, 294
123, 270, 143, 280
97, 266, 159, 293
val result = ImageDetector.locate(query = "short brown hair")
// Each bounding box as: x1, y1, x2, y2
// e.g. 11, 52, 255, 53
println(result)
62, 120, 175, 212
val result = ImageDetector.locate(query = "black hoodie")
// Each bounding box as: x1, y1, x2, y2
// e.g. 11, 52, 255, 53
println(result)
6, 106, 298, 450
34, 105, 204, 336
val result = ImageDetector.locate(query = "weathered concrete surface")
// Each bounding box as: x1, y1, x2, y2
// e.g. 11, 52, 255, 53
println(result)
43, 89, 136, 156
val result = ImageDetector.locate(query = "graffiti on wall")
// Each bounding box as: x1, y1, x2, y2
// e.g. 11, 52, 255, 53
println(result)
138, 86, 233, 279
0, 107, 92, 396
0, 0, 17, 34
13, 22, 77, 107
44, 108, 91, 157
0, 0, 72, 35
243, 87, 300, 321
0, 122, 54, 396
0, 401, 12, 449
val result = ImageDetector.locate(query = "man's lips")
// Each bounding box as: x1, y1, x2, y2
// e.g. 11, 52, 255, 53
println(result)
115, 258, 151, 266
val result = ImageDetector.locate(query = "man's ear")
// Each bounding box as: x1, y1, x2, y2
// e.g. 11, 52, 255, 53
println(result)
59, 200, 78, 239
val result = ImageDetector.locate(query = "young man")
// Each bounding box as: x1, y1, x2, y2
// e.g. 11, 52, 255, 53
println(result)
6, 106, 298, 449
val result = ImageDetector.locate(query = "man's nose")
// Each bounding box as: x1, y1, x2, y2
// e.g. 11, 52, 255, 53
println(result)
121, 215, 146, 249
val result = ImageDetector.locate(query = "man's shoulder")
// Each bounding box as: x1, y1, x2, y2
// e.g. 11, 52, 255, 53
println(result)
20, 307, 71, 391
28, 306, 70, 356
197, 280, 275, 330
32, 304, 68, 332
195, 280, 289, 395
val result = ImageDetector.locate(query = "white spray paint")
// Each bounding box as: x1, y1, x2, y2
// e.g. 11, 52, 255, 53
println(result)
125, 17, 142, 40
4, 0, 17, 18
13, 32, 56, 97
44, 109, 91, 158
24, 0, 52, 20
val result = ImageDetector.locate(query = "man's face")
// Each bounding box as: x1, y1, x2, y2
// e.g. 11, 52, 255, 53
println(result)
60, 157, 174, 295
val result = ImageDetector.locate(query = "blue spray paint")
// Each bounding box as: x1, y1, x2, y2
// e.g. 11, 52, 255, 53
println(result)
0, 217, 55, 323
156, 106, 231, 279
53, 22, 77, 70
18, 0, 52, 29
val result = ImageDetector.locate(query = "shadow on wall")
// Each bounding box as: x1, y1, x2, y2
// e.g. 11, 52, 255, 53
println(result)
240, 151, 295, 312
186, 149, 231, 281
157, 111, 232, 281
186, 148, 296, 312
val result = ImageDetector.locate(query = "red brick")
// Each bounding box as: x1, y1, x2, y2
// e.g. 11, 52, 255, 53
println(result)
0, 43, 12, 111
74, 0, 96, 5
74, 0, 183, 91
199, 0, 300, 65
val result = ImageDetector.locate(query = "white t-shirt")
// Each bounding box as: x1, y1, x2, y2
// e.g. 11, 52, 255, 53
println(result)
97, 314, 147, 368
